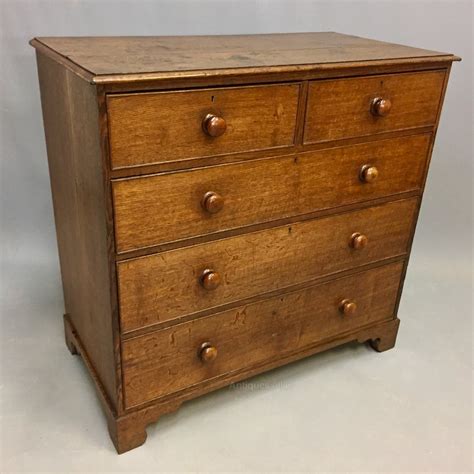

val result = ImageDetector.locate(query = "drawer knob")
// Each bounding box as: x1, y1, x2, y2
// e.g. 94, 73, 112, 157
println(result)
200, 269, 221, 290
371, 97, 392, 117
339, 299, 357, 316
199, 342, 218, 362
202, 113, 227, 137
350, 232, 368, 250
202, 191, 224, 214
360, 164, 379, 183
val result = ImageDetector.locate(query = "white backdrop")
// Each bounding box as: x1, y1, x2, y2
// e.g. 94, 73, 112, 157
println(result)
1, 1, 472, 471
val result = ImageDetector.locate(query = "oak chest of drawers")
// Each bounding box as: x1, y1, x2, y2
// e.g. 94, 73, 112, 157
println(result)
31, 33, 459, 453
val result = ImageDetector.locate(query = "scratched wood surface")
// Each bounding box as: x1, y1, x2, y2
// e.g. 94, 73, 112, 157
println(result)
112, 134, 430, 253
32, 33, 454, 77
117, 198, 417, 333
122, 261, 404, 407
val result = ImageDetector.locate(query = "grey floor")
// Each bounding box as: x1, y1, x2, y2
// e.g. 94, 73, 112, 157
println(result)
1, 232, 472, 473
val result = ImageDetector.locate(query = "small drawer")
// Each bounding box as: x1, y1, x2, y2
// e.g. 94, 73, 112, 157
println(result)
122, 261, 404, 407
107, 84, 300, 169
117, 198, 417, 333
304, 71, 445, 144
112, 134, 430, 253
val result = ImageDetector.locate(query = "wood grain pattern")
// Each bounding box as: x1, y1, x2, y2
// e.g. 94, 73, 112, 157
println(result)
117, 198, 417, 333
30, 33, 459, 454
108, 127, 435, 179
107, 84, 299, 169
122, 261, 404, 408
113, 134, 430, 253
304, 70, 445, 143
32, 33, 456, 77
36, 52, 118, 408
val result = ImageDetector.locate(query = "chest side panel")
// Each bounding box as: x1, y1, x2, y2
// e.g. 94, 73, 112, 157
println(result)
36, 52, 118, 409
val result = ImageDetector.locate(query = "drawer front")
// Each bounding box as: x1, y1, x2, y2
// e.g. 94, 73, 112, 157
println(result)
107, 84, 300, 169
118, 198, 417, 333
122, 261, 404, 407
304, 71, 445, 144
113, 134, 429, 252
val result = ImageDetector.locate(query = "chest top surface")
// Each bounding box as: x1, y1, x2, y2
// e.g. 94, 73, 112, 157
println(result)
30, 32, 458, 83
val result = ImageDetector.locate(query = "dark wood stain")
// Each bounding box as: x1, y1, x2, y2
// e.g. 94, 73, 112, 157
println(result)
31, 32, 459, 78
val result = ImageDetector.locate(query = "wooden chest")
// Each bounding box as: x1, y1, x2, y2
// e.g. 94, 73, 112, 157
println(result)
31, 33, 459, 453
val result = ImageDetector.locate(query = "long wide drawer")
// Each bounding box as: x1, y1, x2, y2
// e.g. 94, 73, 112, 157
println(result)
107, 84, 300, 169
113, 134, 430, 253
122, 261, 404, 408
117, 198, 417, 333
304, 70, 445, 144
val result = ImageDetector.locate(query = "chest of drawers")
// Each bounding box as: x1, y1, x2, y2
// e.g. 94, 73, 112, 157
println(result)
31, 33, 459, 453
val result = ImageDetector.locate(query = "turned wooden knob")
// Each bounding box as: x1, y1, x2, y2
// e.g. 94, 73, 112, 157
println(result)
200, 269, 221, 290
350, 232, 368, 250
360, 164, 379, 183
371, 97, 392, 117
339, 299, 357, 316
202, 191, 224, 214
199, 342, 218, 362
202, 114, 227, 137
